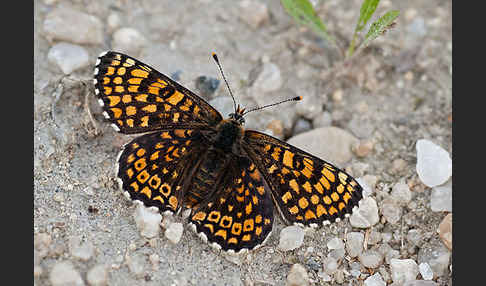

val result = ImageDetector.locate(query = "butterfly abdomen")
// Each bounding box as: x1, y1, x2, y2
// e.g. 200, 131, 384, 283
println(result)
186, 149, 230, 208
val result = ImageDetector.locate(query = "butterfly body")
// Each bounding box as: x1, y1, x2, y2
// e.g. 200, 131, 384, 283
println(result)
94, 51, 363, 253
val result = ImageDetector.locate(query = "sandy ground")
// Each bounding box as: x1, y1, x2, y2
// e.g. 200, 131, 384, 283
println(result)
34, 0, 452, 285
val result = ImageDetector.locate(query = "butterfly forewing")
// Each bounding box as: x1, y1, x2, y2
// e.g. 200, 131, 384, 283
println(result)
244, 131, 363, 226
94, 51, 222, 133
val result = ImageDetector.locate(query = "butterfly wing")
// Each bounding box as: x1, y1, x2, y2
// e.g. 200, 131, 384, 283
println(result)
244, 131, 363, 227
188, 157, 274, 253
117, 128, 207, 214
94, 51, 222, 134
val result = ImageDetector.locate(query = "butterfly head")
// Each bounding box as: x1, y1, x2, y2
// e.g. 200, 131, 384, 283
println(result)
228, 105, 246, 125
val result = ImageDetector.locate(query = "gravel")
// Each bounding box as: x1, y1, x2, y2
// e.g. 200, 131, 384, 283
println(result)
34, 0, 452, 285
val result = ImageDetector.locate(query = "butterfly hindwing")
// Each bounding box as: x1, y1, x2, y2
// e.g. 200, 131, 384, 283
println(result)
94, 51, 222, 134
188, 157, 274, 253
117, 128, 204, 214
244, 131, 363, 227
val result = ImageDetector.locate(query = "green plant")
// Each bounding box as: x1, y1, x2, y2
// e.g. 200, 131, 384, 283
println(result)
281, 0, 399, 59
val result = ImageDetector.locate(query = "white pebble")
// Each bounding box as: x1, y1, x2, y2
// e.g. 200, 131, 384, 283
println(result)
49, 261, 85, 286
48, 43, 89, 74
164, 222, 184, 244
416, 139, 452, 187
430, 179, 452, 212
359, 250, 384, 268
349, 197, 379, 228
364, 273, 386, 286
112, 28, 148, 56
419, 262, 434, 280
278, 225, 305, 251
390, 259, 419, 284
345, 232, 364, 258
327, 237, 344, 250
133, 204, 162, 239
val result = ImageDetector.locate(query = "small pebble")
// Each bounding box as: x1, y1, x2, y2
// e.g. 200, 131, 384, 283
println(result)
322, 256, 338, 275
195, 75, 220, 97
367, 230, 382, 246
419, 262, 434, 280
164, 222, 184, 244
293, 118, 312, 135
278, 225, 305, 251
49, 261, 85, 286
126, 254, 146, 277
430, 179, 452, 212
34, 233, 52, 258
391, 158, 408, 174
149, 253, 160, 270
286, 264, 309, 286
417, 242, 450, 277
390, 259, 419, 284
107, 13, 122, 31
287, 127, 359, 166
403, 281, 439, 286
69, 236, 95, 261
332, 89, 343, 102
349, 197, 380, 228
437, 213, 452, 251
380, 197, 401, 225
133, 203, 162, 239
112, 28, 148, 56
327, 237, 344, 250
359, 250, 384, 269
345, 232, 364, 258
43, 7, 103, 44
53, 192, 65, 203
251, 62, 282, 93
238, 0, 269, 29
266, 119, 284, 137
391, 181, 413, 205
353, 139, 374, 157
86, 264, 109, 286
47, 42, 89, 75
295, 95, 324, 120
364, 273, 386, 286
406, 229, 423, 247
313, 111, 332, 128
416, 139, 452, 187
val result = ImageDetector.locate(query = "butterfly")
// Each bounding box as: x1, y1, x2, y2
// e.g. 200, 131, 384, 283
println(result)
93, 51, 363, 254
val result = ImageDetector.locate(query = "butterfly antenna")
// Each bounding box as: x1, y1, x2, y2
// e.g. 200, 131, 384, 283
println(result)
212, 53, 237, 113
243, 96, 302, 116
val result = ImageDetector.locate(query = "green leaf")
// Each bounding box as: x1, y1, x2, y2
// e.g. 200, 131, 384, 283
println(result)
280, 0, 335, 45
356, 0, 380, 32
361, 10, 399, 48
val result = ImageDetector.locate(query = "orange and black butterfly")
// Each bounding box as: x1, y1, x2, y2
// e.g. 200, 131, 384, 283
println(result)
94, 51, 363, 254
